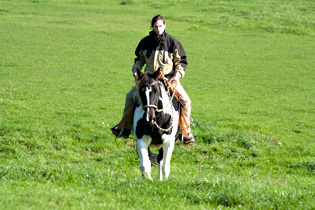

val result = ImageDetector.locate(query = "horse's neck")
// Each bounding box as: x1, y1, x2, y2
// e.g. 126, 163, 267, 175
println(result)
159, 84, 171, 109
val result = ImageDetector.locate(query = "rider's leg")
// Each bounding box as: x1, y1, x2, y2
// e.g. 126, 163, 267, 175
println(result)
174, 82, 195, 145
111, 85, 137, 138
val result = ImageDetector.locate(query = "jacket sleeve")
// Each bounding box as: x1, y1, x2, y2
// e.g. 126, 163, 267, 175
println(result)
132, 42, 145, 73
173, 41, 187, 78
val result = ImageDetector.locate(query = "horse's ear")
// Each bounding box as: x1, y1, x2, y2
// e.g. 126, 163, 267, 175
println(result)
137, 69, 144, 79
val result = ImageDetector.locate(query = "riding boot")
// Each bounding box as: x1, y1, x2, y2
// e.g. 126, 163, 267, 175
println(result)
179, 106, 194, 145
163, 77, 194, 145
110, 102, 135, 139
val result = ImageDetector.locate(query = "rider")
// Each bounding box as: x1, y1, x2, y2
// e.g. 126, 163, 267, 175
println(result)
111, 15, 194, 145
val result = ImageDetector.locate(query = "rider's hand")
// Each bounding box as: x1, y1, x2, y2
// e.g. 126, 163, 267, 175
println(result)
171, 73, 180, 83
133, 72, 138, 78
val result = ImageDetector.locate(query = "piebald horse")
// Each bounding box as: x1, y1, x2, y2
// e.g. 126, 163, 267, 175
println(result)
133, 70, 179, 180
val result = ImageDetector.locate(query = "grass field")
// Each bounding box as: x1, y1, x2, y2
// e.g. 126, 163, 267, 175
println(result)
0, 0, 314, 209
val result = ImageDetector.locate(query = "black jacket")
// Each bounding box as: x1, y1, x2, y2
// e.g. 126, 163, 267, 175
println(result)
132, 31, 188, 78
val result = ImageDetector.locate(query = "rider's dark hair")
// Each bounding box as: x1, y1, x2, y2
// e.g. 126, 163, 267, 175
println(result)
151, 15, 166, 27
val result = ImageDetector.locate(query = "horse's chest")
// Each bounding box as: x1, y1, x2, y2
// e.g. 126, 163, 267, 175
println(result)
135, 119, 161, 144
135, 112, 172, 144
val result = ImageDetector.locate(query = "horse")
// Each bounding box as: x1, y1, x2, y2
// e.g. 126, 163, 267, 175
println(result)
133, 70, 179, 181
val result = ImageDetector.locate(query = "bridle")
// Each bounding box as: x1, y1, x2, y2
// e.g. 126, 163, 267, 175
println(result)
142, 80, 160, 110
141, 76, 177, 132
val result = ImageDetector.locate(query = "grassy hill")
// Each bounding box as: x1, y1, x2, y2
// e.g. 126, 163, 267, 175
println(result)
0, 0, 314, 209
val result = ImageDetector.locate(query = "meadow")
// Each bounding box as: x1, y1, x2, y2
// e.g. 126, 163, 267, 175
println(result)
0, 0, 314, 209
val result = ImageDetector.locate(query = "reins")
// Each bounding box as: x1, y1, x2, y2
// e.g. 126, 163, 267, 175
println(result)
155, 80, 176, 113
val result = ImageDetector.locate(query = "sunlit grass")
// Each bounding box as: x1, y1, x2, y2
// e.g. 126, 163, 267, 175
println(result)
0, 0, 314, 209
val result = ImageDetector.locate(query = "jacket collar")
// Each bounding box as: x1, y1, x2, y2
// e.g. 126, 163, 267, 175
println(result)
149, 30, 166, 43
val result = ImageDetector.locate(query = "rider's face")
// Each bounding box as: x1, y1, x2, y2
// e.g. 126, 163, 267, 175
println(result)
153, 20, 166, 35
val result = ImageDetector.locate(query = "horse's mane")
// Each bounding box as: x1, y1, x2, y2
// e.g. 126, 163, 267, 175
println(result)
137, 71, 166, 90
137, 73, 150, 89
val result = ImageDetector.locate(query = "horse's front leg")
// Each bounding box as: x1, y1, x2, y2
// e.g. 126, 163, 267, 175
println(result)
159, 135, 175, 181
158, 151, 164, 181
137, 136, 152, 180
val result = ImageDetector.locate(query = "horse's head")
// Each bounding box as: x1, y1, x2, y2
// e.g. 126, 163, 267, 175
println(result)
137, 70, 162, 125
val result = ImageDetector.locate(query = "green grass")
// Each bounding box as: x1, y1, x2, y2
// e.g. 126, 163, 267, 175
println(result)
1, 0, 314, 209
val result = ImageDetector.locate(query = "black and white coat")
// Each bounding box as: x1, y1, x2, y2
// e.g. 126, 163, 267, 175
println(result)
133, 71, 180, 181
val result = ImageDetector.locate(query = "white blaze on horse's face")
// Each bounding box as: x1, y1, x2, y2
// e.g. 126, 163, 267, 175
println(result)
145, 86, 152, 122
